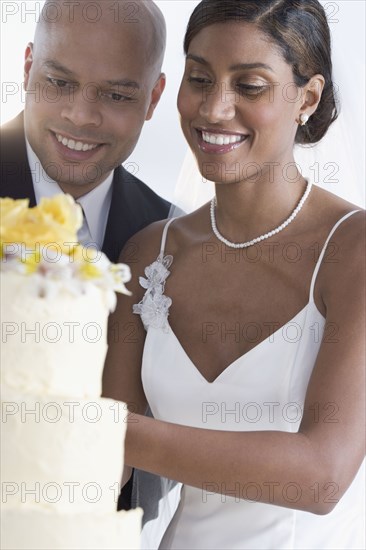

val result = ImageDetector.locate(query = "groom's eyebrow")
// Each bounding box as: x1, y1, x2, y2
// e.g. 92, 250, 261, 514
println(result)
186, 54, 274, 73
42, 61, 140, 89
43, 60, 74, 76
106, 79, 140, 90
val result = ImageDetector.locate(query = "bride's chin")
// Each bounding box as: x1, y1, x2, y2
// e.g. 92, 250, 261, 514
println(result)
197, 162, 227, 184
198, 165, 245, 185
196, 157, 250, 183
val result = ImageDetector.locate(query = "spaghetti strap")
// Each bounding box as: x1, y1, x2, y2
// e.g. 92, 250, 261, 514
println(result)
133, 218, 176, 332
160, 218, 176, 255
309, 209, 361, 302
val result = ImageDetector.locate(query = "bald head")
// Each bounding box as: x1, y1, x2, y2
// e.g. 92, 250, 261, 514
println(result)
23, 0, 167, 193
35, 0, 166, 76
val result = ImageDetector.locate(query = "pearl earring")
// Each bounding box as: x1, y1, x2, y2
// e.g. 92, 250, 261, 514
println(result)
299, 113, 309, 126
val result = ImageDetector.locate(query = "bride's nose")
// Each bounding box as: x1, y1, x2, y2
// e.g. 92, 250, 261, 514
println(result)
199, 82, 236, 123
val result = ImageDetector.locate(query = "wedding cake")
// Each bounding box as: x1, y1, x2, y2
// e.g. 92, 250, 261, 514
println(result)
0, 195, 142, 550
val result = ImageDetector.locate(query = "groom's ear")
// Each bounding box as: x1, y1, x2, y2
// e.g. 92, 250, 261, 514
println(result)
24, 43, 34, 90
146, 73, 166, 121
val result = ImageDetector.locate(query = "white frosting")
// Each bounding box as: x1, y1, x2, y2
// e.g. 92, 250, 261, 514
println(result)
1, 271, 110, 398
1, 390, 127, 513
1, 508, 143, 550
1, 269, 142, 548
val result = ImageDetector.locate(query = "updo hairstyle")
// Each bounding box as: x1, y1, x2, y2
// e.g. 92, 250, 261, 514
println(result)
184, 0, 339, 144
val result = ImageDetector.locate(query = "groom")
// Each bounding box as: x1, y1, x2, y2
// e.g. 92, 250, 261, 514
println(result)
0, 0, 170, 511
0, 0, 170, 263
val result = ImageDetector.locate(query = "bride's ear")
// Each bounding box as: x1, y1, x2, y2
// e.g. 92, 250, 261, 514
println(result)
298, 75, 325, 119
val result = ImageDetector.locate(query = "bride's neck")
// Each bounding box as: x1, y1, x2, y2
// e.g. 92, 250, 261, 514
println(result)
213, 173, 309, 243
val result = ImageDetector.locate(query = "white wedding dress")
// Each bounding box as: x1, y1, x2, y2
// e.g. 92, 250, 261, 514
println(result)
134, 210, 365, 550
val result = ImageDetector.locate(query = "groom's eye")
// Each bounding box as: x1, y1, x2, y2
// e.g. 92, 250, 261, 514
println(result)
104, 91, 134, 103
111, 92, 126, 102
47, 77, 69, 88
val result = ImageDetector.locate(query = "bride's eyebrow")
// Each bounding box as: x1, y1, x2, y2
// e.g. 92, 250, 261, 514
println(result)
230, 62, 274, 73
186, 54, 210, 66
186, 54, 274, 73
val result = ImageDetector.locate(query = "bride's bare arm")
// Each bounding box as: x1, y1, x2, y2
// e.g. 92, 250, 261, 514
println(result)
123, 212, 365, 514
102, 221, 167, 411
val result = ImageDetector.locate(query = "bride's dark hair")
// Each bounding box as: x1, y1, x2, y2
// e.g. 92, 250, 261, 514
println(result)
184, 0, 338, 145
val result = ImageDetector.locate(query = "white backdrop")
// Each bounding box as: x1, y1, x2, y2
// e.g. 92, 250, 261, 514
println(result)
1, 0, 365, 205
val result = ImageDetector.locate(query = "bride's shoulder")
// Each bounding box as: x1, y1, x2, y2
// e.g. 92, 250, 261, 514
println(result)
311, 187, 365, 293
117, 205, 208, 271
135, 203, 210, 247
311, 186, 364, 238
118, 219, 171, 269
312, 185, 363, 212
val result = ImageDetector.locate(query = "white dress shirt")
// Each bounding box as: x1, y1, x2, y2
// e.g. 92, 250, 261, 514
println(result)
26, 140, 113, 249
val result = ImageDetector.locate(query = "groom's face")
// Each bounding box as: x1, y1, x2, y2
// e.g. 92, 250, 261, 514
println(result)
23, 7, 165, 197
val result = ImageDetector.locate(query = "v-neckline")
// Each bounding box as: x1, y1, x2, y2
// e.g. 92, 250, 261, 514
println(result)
164, 303, 319, 384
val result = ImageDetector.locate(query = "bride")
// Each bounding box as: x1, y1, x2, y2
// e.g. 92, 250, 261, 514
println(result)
103, 1, 365, 548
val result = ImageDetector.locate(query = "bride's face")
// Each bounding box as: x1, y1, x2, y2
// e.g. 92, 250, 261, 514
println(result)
178, 22, 303, 185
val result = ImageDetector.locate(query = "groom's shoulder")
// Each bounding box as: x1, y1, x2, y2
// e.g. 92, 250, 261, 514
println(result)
1, 113, 26, 164
115, 164, 171, 219
0, 113, 30, 198
1, 112, 24, 141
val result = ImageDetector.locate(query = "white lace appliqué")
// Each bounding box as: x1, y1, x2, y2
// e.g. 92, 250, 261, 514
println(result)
133, 253, 173, 332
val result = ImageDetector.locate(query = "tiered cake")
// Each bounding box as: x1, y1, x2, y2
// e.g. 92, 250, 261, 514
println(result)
0, 195, 142, 550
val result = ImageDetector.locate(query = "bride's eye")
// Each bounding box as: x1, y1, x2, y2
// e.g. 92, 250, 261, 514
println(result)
237, 83, 267, 96
187, 76, 212, 86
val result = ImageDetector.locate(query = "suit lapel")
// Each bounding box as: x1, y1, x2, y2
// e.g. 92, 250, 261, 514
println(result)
102, 166, 137, 263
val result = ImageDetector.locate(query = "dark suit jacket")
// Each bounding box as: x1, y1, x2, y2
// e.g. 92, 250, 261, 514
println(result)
0, 112, 171, 510
0, 112, 171, 262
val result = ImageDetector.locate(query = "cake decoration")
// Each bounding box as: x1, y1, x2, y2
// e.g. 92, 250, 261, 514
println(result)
0, 194, 142, 550
1, 195, 131, 303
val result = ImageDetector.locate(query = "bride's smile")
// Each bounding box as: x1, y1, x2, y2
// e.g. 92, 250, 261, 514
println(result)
178, 21, 322, 187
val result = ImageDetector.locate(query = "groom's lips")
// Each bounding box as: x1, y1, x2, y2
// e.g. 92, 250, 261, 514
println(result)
195, 127, 250, 154
50, 130, 106, 161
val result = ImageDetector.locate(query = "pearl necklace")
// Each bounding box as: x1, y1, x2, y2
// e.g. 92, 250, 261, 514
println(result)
210, 180, 312, 249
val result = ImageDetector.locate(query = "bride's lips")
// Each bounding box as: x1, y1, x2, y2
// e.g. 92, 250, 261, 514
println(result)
195, 127, 250, 154
50, 131, 106, 161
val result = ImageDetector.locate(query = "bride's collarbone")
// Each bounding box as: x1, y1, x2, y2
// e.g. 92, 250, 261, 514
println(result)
169, 243, 316, 297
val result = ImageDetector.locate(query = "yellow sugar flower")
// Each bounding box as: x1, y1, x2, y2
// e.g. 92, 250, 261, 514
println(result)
24, 250, 42, 274
68, 244, 85, 263
0, 195, 81, 254
0, 199, 30, 251
0, 198, 29, 227
79, 262, 102, 280
38, 194, 83, 234
0, 195, 131, 299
